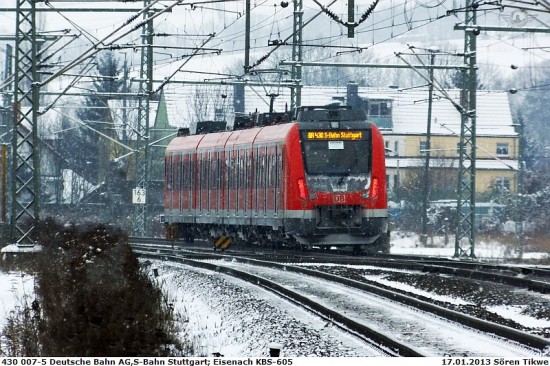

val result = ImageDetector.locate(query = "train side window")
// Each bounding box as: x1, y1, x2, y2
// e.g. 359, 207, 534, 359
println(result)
226, 153, 231, 189
239, 152, 242, 189
180, 155, 185, 189
242, 150, 248, 188
261, 150, 266, 188
178, 156, 183, 190
235, 151, 242, 189
266, 154, 271, 188
269, 152, 275, 188
233, 152, 237, 190
254, 148, 260, 189
245, 151, 249, 189
228, 151, 235, 189
273, 150, 278, 187
206, 153, 210, 189
189, 155, 194, 189
210, 157, 216, 189
166, 155, 173, 190
217, 153, 222, 190
202, 155, 208, 188
184, 154, 190, 189
280, 148, 284, 186
173, 156, 180, 191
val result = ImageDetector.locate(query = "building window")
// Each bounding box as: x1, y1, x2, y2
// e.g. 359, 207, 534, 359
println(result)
380, 102, 391, 116
420, 141, 428, 156
496, 143, 509, 157
368, 101, 391, 117
394, 141, 399, 156
494, 177, 510, 191
369, 103, 379, 116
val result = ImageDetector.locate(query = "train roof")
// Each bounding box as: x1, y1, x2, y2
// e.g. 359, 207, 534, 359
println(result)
166, 122, 298, 153
255, 123, 297, 144
196, 131, 233, 151
226, 128, 262, 148
166, 134, 204, 153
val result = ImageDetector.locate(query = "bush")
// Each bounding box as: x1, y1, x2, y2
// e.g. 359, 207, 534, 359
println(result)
2, 219, 187, 356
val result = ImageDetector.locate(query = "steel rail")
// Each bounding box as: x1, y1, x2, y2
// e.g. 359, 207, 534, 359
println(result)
135, 249, 426, 357
131, 242, 550, 352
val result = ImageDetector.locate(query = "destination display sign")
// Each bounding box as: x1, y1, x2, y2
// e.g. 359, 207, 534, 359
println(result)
305, 131, 364, 141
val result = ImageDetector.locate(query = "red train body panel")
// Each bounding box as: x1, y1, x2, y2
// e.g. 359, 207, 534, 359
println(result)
164, 107, 389, 251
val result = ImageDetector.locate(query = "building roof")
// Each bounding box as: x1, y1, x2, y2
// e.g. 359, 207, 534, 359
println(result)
147, 83, 516, 139
242, 86, 517, 137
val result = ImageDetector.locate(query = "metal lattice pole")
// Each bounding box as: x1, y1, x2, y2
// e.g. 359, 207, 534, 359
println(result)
454, 0, 477, 259
290, 0, 303, 110
131, 0, 153, 237
11, 0, 40, 244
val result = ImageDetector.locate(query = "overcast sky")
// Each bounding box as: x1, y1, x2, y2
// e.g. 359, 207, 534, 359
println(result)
1, 1, 549, 85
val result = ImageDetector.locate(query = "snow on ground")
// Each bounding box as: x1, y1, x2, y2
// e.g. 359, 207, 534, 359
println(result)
390, 232, 549, 261
0, 233, 548, 356
151, 262, 380, 356
0, 271, 35, 330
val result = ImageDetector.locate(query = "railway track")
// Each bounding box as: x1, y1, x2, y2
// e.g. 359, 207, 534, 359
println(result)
131, 241, 550, 356
129, 237, 550, 293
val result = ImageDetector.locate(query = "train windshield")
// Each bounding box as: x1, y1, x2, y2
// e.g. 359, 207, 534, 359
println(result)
300, 130, 371, 175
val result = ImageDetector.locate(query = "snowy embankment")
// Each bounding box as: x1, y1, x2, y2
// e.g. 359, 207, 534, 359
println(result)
0, 271, 35, 329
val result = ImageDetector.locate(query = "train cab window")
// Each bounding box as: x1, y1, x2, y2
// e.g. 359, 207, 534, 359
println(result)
300, 131, 371, 175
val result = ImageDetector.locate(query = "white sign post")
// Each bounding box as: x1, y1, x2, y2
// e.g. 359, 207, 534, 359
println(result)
132, 188, 146, 204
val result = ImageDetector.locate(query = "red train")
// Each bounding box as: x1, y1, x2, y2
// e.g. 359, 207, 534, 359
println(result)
163, 106, 389, 253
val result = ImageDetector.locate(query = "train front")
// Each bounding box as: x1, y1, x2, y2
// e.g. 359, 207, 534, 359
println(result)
287, 106, 389, 253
